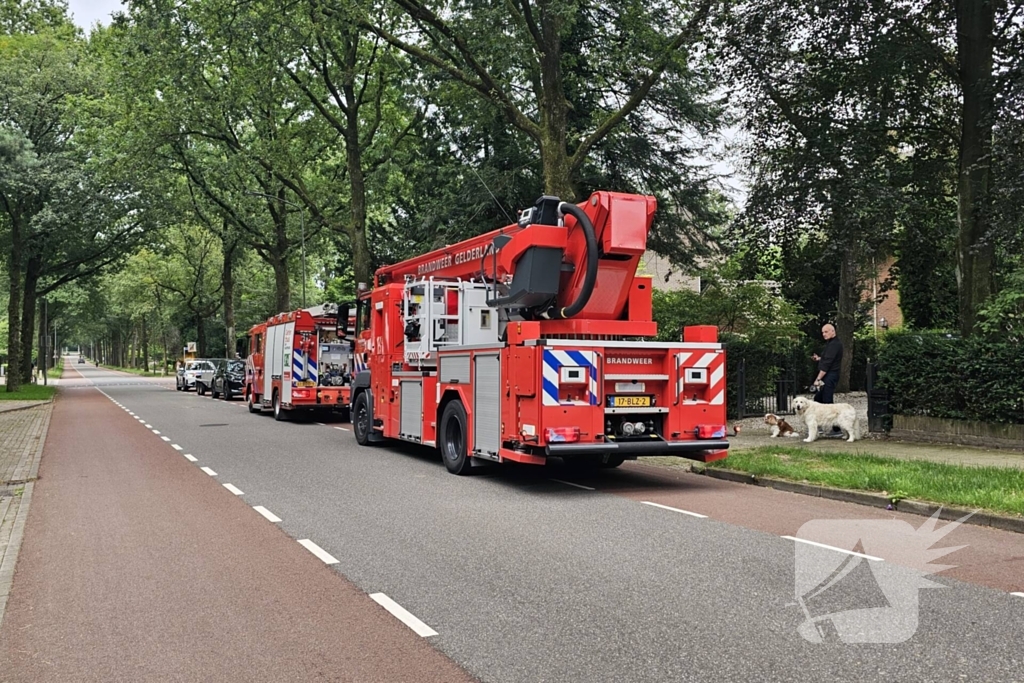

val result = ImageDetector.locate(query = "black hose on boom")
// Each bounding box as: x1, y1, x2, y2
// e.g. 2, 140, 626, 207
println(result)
557, 202, 599, 319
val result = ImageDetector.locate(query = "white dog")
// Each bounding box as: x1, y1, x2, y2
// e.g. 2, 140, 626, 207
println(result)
793, 396, 858, 443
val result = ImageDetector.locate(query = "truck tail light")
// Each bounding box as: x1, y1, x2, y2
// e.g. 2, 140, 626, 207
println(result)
545, 427, 580, 443
293, 388, 311, 399
696, 424, 727, 439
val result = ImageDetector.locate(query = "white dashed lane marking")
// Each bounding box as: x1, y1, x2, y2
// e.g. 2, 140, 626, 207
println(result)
641, 501, 708, 519
172, 444, 183, 451
550, 479, 595, 491
253, 506, 282, 523
200, 466, 217, 476
298, 539, 339, 565
782, 536, 884, 562
369, 593, 438, 637
183, 453, 198, 462
223, 483, 244, 495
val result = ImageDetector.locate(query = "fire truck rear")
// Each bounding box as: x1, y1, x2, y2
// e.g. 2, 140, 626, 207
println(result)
350, 191, 729, 473
246, 303, 354, 420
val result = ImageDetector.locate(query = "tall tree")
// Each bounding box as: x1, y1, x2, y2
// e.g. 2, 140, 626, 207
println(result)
367, 0, 720, 202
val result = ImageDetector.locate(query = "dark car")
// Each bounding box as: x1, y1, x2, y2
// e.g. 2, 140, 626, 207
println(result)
211, 359, 244, 400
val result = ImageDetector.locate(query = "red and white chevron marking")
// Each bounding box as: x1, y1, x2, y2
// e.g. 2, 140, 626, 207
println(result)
676, 350, 726, 405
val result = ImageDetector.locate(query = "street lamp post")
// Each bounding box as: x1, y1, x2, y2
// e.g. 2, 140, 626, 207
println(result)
246, 191, 306, 308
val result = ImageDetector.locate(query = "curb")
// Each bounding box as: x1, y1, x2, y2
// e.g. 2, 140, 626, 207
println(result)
0, 399, 53, 417
0, 481, 34, 629
695, 466, 1024, 535
0, 399, 52, 630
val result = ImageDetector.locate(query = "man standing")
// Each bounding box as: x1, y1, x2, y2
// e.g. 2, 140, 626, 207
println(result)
811, 323, 842, 404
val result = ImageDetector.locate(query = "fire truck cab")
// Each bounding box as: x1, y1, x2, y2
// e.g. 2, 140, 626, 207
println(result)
246, 303, 354, 421
350, 191, 729, 474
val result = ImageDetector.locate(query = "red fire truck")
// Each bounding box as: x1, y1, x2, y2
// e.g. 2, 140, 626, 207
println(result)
349, 191, 729, 474
245, 303, 354, 420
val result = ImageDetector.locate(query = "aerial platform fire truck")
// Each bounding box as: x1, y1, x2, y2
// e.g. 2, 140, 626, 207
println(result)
245, 303, 354, 420
349, 191, 729, 474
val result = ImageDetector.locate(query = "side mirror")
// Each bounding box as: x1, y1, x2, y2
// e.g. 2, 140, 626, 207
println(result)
338, 303, 350, 338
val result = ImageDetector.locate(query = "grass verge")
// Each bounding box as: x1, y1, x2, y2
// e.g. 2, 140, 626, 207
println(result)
0, 384, 57, 401
709, 446, 1024, 516
47, 359, 64, 379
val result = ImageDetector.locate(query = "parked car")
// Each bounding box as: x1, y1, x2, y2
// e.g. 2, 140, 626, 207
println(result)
211, 359, 244, 400
195, 359, 225, 396
180, 359, 213, 392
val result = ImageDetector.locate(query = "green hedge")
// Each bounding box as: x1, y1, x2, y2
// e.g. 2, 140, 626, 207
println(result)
877, 331, 1024, 424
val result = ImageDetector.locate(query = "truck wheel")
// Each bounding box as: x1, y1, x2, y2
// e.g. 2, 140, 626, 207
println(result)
439, 401, 472, 475
248, 390, 261, 413
601, 455, 626, 468
353, 392, 373, 445
273, 391, 287, 421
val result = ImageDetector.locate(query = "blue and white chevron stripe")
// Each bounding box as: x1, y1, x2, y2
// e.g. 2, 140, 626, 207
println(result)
542, 349, 598, 406
292, 351, 318, 382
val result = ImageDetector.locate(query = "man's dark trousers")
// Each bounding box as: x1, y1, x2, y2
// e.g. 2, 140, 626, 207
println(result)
814, 371, 838, 404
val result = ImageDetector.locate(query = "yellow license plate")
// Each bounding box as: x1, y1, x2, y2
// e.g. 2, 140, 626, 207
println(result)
613, 395, 651, 407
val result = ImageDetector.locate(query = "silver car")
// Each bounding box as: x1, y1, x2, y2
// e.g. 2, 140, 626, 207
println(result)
178, 360, 211, 392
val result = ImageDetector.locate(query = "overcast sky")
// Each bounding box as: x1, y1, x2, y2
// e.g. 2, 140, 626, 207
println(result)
67, 0, 123, 29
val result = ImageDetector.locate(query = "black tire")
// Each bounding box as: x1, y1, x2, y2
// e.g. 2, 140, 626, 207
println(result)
601, 455, 626, 469
248, 389, 261, 413
211, 383, 221, 399
224, 385, 233, 401
353, 392, 373, 445
439, 400, 472, 475
273, 391, 287, 421
197, 382, 206, 396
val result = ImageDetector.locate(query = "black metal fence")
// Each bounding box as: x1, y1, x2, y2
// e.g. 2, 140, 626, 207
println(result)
731, 357, 802, 419
865, 362, 891, 433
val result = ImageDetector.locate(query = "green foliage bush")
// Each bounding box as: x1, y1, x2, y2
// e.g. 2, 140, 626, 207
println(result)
652, 280, 809, 417
878, 331, 1024, 424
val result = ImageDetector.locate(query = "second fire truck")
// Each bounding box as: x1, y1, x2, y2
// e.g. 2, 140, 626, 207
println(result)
349, 191, 730, 474
245, 303, 354, 420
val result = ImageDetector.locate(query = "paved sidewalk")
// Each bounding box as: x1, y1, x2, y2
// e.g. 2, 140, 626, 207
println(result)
0, 400, 51, 630
0, 402, 52, 484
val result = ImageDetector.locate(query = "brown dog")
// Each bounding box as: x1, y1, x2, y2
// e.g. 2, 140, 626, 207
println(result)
764, 413, 799, 438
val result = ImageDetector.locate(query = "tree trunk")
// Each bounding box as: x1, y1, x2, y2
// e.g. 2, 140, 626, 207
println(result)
955, 0, 996, 336
270, 253, 290, 313
345, 108, 373, 289
142, 316, 149, 373
39, 299, 47, 385
19, 259, 40, 384
223, 238, 237, 358
196, 311, 207, 357
4, 211, 23, 392
538, 12, 575, 202
835, 249, 860, 394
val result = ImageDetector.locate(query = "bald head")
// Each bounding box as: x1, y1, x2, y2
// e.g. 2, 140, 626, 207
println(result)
822, 324, 836, 340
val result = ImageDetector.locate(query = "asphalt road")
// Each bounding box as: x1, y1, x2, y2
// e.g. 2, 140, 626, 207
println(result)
10, 362, 1024, 681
